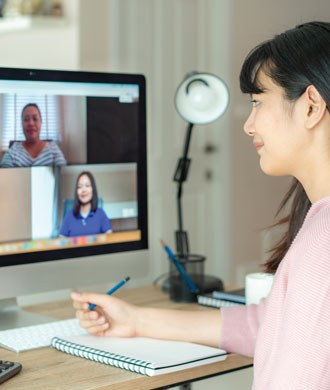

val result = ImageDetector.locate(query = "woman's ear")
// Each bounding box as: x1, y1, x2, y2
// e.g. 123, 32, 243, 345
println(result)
304, 85, 328, 129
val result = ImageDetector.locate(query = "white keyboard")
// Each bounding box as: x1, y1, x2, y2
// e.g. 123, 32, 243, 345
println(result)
0, 318, 87, 352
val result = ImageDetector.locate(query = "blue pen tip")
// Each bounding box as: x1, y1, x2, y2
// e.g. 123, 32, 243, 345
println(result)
125, 276, 130, 282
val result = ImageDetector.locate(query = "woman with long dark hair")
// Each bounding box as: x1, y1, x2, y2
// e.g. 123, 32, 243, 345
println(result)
60, 171, 112, 237
72, 22, 330, 388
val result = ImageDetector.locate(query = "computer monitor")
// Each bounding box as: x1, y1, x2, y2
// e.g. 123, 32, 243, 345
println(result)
0, 67, 148, 330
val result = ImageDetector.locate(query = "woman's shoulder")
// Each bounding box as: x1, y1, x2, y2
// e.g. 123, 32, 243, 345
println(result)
95, 207, 106, 215
64, 209, 76, 219
1, 142, 27, 165
46, 141, 66, 163
46, 140, 60, 150
305, 196, 330, 220
291, 199, 330, 268
94, 208, 109, 219
10, 141, 24, 151
46, 140, 65, 154
304, 197, 330, 233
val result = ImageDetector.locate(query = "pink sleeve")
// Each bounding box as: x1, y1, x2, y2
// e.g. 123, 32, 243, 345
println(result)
219, 298, 267, 357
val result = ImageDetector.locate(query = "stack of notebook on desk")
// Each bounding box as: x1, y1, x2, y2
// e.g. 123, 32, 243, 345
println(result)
197, 288, 246, 308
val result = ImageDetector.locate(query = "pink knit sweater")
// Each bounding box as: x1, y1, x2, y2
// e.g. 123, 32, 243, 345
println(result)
219, 196, 330, 389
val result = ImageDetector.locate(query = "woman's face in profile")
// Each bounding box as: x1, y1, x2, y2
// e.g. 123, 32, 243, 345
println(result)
77, 174, 93, 205
22, 106, 41, 143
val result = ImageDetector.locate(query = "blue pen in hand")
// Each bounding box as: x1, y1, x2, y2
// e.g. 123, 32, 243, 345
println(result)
88, 276, 130, 310
160, 240, 199, 294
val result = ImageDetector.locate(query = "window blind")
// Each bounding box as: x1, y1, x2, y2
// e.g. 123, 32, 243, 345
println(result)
2, 95, 60, 151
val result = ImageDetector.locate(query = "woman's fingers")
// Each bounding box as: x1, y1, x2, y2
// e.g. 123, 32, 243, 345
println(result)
72, 291, 113, 334
75, 308, 103, 321
76, 310, 111, 335
79, 318, 110, 333
71, 291, 112, 309
72, 300, 90, 310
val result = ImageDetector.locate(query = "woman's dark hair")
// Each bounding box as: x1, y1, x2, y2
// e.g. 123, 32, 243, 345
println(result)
239, 21, 330, 273
73, 171, 98, 216
21, 103, 42, 121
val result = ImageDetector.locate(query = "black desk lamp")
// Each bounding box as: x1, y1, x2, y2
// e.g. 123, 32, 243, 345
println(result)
174, 72, 229, 256
167, 72, 229, 301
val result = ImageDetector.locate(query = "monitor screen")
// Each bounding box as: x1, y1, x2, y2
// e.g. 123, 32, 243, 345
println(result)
0, 67, 148, 268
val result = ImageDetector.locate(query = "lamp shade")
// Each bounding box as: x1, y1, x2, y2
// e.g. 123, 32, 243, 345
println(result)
175, 72, 229, 125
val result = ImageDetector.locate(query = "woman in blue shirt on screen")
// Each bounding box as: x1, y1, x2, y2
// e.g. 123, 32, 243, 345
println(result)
60, 171, 112, 237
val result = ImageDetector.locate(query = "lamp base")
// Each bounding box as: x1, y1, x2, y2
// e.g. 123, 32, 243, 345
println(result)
162, 274, 224, 303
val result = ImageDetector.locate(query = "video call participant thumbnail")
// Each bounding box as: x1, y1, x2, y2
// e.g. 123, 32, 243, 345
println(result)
0, 103, 67, 168
60, 171, 112, 237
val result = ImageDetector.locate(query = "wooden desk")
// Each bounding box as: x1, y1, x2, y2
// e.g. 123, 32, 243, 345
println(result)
0, 286, 253, 390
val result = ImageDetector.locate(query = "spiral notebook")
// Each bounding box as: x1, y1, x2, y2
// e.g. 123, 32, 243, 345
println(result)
197, 293, 245, 308
198, 289, 246, 309
51, 334, 227, 376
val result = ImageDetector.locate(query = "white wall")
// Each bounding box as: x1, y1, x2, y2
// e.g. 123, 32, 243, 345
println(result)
31, 167, 55, 239
0, 0, 79, 70
229, 0, 330, 283
97, 0, 233, 285
0, 168, 31, 241
59, 96, 87, 164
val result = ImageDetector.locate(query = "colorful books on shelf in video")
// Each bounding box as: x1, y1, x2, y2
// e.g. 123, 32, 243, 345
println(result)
51, 334, 227, 376
197, 288, 246, 309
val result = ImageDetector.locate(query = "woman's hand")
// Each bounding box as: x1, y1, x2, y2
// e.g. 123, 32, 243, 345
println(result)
71, 292, 140, 338
72, 291, 222, 347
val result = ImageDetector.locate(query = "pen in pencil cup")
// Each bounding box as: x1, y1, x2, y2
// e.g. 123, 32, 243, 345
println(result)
88, 276, 130, 310
160, 240, 199, 294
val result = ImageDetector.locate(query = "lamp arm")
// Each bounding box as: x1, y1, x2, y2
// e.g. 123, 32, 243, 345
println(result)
173, 123, 194, 256
182, 122, 194, 161
173, 123, 194, 183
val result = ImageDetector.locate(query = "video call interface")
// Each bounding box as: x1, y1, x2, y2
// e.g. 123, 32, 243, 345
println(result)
0, 79, 142, 258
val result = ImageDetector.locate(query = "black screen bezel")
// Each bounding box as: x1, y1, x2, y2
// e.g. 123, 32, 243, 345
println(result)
0, 67, 148, 267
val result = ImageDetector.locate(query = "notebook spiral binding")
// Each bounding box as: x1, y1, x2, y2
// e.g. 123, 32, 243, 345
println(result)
51, 337, 152, 375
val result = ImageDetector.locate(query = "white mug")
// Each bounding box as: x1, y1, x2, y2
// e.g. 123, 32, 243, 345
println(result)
245, 272, 274, 305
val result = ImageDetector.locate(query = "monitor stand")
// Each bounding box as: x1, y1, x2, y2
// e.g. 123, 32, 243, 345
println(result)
0, 298, 56, 331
